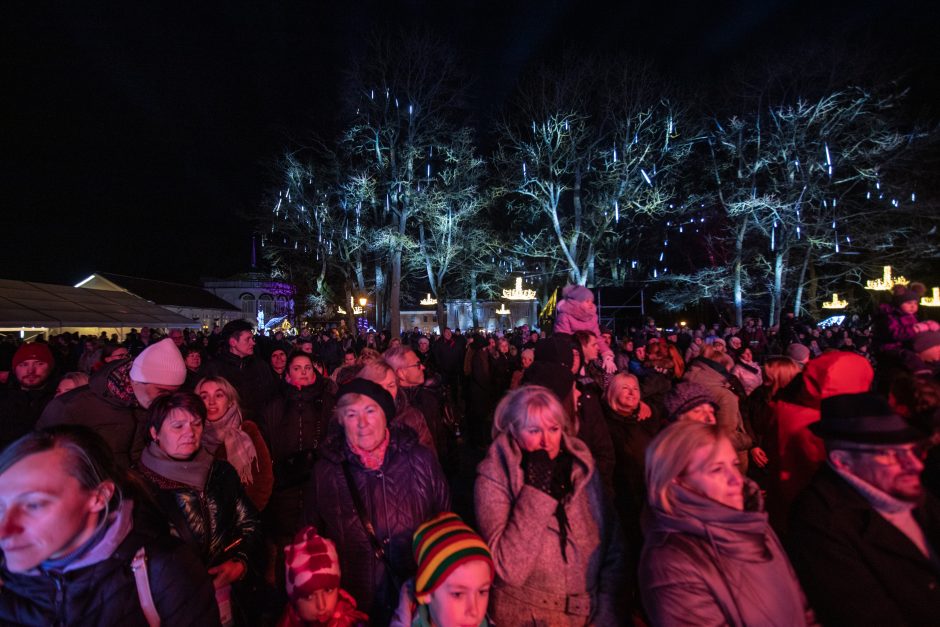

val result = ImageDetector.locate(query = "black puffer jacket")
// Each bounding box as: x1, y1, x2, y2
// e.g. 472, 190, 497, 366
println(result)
260, 377, 335, 540
304, 425, 450, 625
261, 377, 335, 466
138, 458, 264, 576
37, 360, 146, 469
0, 502, 219, 627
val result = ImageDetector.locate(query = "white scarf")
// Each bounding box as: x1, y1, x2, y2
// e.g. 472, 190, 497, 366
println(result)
202, 404, 258, 485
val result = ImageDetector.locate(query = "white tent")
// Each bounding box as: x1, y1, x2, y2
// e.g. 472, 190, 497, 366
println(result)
0, 278, 194, 337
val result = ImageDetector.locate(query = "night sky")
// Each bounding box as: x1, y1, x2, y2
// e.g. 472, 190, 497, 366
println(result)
2, 1, 937, 286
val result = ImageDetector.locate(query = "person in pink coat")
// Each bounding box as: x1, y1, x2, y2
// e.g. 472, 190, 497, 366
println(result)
553, 285, 617, 374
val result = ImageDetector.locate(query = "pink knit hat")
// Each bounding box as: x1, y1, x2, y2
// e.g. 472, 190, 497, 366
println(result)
129, 338, 186, 385
284, 526, 341, 601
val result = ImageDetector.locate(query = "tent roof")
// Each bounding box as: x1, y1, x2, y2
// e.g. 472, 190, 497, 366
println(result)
0, 279, 196, 328
94, 273, 240, 311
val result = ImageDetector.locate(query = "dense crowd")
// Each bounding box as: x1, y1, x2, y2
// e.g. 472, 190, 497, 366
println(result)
1, 281, 939, 626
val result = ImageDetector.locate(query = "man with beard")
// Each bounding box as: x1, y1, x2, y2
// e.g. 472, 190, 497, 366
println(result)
0, 342, 57, 449
788, 392, 940, 625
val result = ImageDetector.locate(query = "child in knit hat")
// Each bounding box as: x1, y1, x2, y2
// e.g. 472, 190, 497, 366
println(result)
553, 285, 617, 373
391, 512, 494, 627
278, 526, 368, 627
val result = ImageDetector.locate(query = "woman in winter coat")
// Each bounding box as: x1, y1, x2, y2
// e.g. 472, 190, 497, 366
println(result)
196, 376, 274, 511
602, 372, 663, 548
260, 351, 336, 547
639, 421, 816, 627
475, 386, 625, 626
731, 347, 763, 396
0, 426, 220, 626
683, 345, 752, 456
304, 379, 450, 625
138, 392, 264, 627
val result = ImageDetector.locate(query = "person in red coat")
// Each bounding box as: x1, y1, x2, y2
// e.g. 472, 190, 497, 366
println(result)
766, 351, 873, 532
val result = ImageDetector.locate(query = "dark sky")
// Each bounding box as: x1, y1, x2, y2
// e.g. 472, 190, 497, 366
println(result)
2, 1, 937, 286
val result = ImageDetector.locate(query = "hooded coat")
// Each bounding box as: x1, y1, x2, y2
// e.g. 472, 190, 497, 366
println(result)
475, 432, 625, 626
37, 359, 147, 468
766, 351, 874, 530
304, 425, 450, 625
639, 482, 815, 627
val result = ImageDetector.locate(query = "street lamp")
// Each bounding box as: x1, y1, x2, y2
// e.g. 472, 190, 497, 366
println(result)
359, 297, 367, 308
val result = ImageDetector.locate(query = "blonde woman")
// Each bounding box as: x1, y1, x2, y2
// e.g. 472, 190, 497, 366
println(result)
639, 421, 815, 626
475, 386, 624, 626
196, 376, 274, 511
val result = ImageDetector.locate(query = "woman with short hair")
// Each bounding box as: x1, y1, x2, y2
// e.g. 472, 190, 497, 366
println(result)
639, 421, 815, 626
138, 392, 264, 626
475, 386, 624, 626
0, 426, 219, 626
304, 379, 450, 625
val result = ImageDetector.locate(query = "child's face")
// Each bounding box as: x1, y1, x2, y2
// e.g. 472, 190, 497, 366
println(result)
900, 300, 918, 315
578, 297, 595, 313
428, 560, 492, 627
295, 587, 340, 623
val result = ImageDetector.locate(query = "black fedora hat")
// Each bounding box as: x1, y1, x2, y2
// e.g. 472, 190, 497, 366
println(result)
810, 393, 929, 444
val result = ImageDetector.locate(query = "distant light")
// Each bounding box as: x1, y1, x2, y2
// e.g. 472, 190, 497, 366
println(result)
74, 275, 95, 288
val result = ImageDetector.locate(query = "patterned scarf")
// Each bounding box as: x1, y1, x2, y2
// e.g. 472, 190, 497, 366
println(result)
105, 361, 137, 405
201, 404, 258, 485
347, 429, 390, 470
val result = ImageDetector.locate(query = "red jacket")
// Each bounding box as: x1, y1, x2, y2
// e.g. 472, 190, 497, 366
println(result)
767, 351, 873, 532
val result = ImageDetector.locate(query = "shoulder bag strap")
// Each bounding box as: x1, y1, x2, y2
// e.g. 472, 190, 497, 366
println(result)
131, 547, 162, 627
340, 460, 403, 589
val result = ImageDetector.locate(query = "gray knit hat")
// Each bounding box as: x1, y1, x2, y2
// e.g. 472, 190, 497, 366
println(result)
664, 381, 716, 422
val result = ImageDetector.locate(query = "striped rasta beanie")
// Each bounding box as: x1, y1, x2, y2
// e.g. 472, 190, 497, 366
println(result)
412, 512, 494, 602
284, 526, 341, 601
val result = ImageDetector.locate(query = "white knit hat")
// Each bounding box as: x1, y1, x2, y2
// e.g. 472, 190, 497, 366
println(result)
130, 338, 186, 385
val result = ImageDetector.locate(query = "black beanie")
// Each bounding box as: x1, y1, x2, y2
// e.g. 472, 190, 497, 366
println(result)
338, 378, 397, 421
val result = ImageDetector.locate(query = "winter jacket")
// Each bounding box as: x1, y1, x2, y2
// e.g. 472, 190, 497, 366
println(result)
684, 358, 752, 452
304, 425, 450, 625
639, 481, 815, 627
475, 432, 625, 626
731, 359, 763, 396
138, 458, 264, 575
602, 401, 663, 547
399, 382, 448, 457
553, 298, 614, 359
260, 378, 335, 540
0, 382, 55, 450
873, 302, 922, 353
766, 351, 873, 530
575, 381, 617, 500
789, 464, 940, 626
430, 336, 464, 381
0, 501, 220, 627
37, 360, 147, 469
203, 350, 277, 423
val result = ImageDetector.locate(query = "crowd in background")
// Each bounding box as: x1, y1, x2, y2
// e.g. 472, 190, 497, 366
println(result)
1, 280, 939, 626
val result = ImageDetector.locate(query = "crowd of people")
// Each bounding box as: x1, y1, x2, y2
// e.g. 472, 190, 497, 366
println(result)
1, 280, 939, 626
